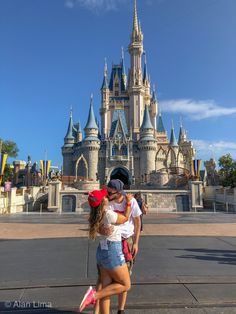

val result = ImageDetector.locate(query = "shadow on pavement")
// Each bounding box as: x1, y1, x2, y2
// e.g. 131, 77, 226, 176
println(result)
170, 248, 236, 265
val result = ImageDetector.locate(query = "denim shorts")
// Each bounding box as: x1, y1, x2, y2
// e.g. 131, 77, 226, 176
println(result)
96, 240, 125, 270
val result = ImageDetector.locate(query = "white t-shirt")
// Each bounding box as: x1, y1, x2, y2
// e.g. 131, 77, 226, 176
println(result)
100, 209, 121, 242
108, 197, 142, 239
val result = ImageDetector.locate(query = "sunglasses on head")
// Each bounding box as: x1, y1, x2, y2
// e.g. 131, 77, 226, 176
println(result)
107, 191, 118, 196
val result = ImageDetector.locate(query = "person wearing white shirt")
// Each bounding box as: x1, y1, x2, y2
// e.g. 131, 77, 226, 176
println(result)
79, 188, 133, 314
106, 179, 142, 314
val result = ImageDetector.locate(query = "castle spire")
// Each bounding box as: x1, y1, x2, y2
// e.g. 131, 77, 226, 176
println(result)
152, 84, 157, 102
143, 52, 148, 83
101, 58, 108, 89
64, 109, 75, 147
157, 110, 165, 133
85, 94, 98, 130
141, 105, 153, 129
178, 116, 186, 144
130, 0, 143, 44
121, 47, 127, 88
132, 0, 139, 39
170, 120, 178, 147
65, 109, 74, 139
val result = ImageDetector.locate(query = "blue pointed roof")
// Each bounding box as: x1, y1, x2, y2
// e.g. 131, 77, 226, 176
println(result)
101, 60, 109, 89
101, 75, 108, 89
170, 124, 178, 147
64, 112, 74, 140
157, 113, 165, 133
141, 105, 153, 129
109, 64, 126, 92
178, 126, 184, 144
110, 110, 128, 137
85, 96, 98, 129
152, 86, 157, 103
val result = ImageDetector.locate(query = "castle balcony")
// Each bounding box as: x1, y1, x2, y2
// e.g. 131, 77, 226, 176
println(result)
109, 155, 129, 162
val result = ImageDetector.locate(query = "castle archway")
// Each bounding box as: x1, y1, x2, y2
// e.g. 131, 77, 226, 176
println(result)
109, 167, 131, 189
75, 154, 88, 180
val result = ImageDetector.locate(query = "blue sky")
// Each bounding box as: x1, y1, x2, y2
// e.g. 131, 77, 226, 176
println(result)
0, 0, 236, 168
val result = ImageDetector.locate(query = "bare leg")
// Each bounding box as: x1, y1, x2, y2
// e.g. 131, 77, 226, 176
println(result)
99, 267, 112, 314
94, 278, 102, 314
95, 264, 131, 301
118, 291, 127, 311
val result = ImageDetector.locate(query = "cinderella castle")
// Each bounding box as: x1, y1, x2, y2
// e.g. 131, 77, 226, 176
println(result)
62, 0, 195, 189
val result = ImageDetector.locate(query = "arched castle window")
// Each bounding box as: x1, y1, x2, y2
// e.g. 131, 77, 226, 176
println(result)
121, 145, 128, 156
112, 145, 118, 156
75, 155, 88, 180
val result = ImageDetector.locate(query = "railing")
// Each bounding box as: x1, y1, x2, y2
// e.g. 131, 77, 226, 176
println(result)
61, 176, 94, 185
203, 186, 236, 212
109, 155, 129, 161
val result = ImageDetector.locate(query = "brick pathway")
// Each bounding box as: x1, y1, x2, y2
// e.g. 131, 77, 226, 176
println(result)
1, 222, 236, 239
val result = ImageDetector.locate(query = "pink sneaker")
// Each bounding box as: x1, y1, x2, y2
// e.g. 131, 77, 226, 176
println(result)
79, 286, 96, 312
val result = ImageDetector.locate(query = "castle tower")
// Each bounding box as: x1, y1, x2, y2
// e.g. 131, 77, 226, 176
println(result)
121, 47, 127, 89
156, 108, 168, 143
128, 0, 144, 137
143, 52, 151, 102
83, 95, 100, 181
73, 121, 83, 142
62, 111, 75, 175
150, 85, 158, 131
178, 118, 187, 145
139, 105, 157, 182
177, 119, 196, 171
100, 59, 110, 138
169, 121, 179, 168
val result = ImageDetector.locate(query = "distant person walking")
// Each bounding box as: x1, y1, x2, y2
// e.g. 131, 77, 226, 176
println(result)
134, 192, 148, 232
79, 189, 133, 314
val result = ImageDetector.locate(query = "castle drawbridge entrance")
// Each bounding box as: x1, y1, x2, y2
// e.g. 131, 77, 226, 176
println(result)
110, 167, 130, 189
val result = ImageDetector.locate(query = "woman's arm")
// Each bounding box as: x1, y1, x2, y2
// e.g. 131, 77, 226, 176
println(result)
115, 193, 133, 225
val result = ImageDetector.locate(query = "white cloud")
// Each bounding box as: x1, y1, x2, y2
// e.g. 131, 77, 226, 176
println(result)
159, 99, 236, 120
65, 0, 75, 8
65, 0, 127, 11
192, 139, 236, 160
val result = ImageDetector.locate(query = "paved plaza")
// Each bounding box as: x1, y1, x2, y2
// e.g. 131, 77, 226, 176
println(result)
0, 213, 236, 313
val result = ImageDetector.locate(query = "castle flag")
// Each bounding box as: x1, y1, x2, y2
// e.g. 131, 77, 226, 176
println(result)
191, 159, 201, 178
40, 160, 51, 185
0, 154, 8, 184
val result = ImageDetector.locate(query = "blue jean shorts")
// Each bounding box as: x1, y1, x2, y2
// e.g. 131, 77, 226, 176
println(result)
96, 240, 125, 270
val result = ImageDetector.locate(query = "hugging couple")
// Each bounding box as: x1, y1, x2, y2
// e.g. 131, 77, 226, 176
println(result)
79, 179, 142, 314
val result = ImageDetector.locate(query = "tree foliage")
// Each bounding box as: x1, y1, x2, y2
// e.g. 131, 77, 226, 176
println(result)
0, 139, 19, 185
2, 164, 14, 184
0, 139, 19, 158
218, 154, 236, 188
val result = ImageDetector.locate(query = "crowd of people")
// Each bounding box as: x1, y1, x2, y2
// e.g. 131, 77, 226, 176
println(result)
79, 179, 148, 314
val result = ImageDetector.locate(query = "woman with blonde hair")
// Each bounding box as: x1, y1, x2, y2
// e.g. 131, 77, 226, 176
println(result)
79, 188, 133, 313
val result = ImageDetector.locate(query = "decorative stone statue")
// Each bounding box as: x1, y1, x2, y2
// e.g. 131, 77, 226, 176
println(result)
204, 159, 219, 186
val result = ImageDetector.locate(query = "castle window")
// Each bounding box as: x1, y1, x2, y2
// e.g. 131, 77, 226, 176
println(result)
115, 91, 119, 96
121, 145, 128, 156
112, 145, 118, 156
115, 83, 119, 88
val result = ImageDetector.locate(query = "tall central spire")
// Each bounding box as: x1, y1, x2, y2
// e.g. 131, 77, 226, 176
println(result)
130, 0, 143, 44
132, 0, 139, 37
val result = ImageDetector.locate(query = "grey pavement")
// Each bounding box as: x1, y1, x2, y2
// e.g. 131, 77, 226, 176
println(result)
0, 212, 236, 224
1, 214, 236, 313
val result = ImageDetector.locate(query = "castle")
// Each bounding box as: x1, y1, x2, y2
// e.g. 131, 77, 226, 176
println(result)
62, 0, 195, 188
